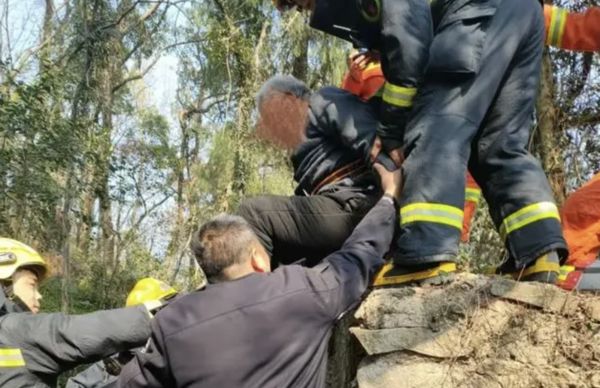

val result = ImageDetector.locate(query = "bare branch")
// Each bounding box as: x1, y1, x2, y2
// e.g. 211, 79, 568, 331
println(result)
111, 56, 160, 94
565, 113, 600, 128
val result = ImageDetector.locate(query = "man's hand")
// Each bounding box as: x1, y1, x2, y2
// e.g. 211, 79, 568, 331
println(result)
373, 163, 402, 201
370, 135, 404, 169
369, 136, 383, 164
348, 50, 381, 70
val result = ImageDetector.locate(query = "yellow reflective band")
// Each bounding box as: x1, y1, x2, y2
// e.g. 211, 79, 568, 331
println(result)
465, 187, 481, 203
400, 203, 464, 230
382, 82, 417, 108
364, 62, 381, 72
558, 265, 575, 282
547, 6, 568, 47
499, 202, 560, 240
0, 348, 25, 368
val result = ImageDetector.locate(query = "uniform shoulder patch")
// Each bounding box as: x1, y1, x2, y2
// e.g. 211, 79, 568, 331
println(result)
358, 0, 381, 22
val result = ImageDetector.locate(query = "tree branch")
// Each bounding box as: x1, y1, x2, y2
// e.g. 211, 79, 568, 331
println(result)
565, 113, 600, 128
111, 56, 160, 94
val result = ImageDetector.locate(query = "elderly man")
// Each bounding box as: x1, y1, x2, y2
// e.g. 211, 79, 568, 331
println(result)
117, 162, 400, 387
238, 75, 453, 284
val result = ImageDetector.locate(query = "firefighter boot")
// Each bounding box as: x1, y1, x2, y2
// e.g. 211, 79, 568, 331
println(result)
373, 261, 456, 287
511, 251, 561, 284
558, 257, 600, 291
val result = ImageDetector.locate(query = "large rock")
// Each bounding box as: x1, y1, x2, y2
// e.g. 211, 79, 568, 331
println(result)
327, 273, 600, 388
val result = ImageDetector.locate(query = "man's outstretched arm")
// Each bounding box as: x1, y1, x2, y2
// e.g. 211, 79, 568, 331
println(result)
311, 163, 400, 318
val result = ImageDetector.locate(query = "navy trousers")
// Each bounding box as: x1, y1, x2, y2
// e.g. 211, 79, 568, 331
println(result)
395, 0, 567, 269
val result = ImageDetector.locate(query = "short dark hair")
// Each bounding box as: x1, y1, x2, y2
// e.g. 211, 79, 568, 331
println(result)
191, 215, 259, 283
256, 75, 311, 109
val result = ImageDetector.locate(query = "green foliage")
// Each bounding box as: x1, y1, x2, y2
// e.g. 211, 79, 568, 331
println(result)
2, 0, 596, 325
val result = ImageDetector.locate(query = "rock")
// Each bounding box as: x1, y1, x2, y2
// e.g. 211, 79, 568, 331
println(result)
327, 273, 600, 388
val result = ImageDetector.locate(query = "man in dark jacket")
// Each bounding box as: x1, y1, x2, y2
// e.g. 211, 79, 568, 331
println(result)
237, 75, 384, 269
0, 238, 158, 388
239, 75, 453, 284
116, 161, 400, 388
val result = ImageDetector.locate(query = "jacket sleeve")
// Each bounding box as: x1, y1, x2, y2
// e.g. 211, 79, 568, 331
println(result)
116, 319, 174, 388
377, 0, 432, 151
2, 306, 151, 376
544, 5, 600, 52
65, 361, 115, 388
310, 196, 396, 319
308, 87, 378, 163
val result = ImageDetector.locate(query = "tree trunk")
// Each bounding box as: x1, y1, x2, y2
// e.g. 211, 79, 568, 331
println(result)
291, 27, 309, 82
534, 51, 567, 204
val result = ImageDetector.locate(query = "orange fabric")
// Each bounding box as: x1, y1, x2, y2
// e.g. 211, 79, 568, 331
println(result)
544, 5, 600, 52
461, 173, 481, 242
340, 62, 385, 101
560, 173, 600, 268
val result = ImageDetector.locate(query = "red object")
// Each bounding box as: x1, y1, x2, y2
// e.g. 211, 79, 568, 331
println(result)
559, 269, 582, 291
461, 173, 481, 243
544, 5, 600, 52
341, 61, 385, 101
560, 173, 600, 269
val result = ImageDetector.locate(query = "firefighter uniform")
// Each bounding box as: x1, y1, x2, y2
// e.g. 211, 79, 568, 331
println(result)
339, 4, 600, 245
0, 289, 152, 388
310, 0, 567, 273
397, 0, 567, 270
545, 5, 600, 52
65, 278, 177, 388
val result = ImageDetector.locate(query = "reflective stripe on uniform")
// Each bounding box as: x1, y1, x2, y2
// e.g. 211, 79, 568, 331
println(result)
465, 187, 481, 203
0, 348, 25, 367
547, 6, 568, 47
382, 82, 417, 108
499, 201, 560, 240
401, 203, 464, 230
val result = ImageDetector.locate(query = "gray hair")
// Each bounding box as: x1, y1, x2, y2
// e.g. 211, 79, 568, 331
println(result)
191, 214, 260, 283
256, 75, 311, 109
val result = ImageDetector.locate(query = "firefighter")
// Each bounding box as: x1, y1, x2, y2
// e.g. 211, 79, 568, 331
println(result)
117, 162, 400, 388
545, 5, 600, 52
277, 0, 567, 285
0, 238, 161, 387
558, 173, 600, 291
65, 278, 178, 388
339, 4, 600, 243
236, 75, 382, 268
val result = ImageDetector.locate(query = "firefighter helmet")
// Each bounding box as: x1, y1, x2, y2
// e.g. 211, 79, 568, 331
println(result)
126, 277, 177, 307
0, 238, 48, 282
